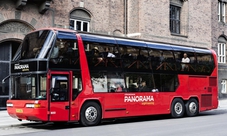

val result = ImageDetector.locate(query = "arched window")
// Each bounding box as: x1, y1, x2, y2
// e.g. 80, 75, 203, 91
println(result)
218, 36, 227, 63
70, 9, 91, 32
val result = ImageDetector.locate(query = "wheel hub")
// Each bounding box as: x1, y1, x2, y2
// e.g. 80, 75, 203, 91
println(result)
175, 102, 183, 114
85, 106, 97, 122
189, 102, 197, 114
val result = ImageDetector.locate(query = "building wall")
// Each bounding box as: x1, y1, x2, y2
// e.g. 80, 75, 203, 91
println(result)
211, 0, 227, 99
1, 0, 212, 46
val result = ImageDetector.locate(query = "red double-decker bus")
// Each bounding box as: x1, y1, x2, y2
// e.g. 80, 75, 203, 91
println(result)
5, 28, 218, 126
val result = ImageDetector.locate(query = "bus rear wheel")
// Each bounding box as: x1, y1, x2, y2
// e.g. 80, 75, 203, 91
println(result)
171, 98, 185, 118
185, 98, 199, 117
80, 102, 101, 127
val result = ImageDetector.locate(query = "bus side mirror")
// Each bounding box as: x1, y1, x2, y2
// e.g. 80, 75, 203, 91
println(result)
1, 83, 5, 96
1, 75, 10, 96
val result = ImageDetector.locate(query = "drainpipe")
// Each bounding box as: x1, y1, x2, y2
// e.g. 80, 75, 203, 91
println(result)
124, 0, 128, 36
48, 7, 55, 27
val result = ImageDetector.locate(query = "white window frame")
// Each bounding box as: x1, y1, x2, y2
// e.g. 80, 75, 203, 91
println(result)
219, 2, 221, 22
70, 19, 90, 32
221, 80, 227, 94
218, 43, 226, 63
223, 2, 226, 23
218, 1, 226, 23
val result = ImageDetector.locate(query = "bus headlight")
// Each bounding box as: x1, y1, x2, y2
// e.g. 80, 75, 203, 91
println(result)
6, 103, 13, 107
26, 103, 41, 108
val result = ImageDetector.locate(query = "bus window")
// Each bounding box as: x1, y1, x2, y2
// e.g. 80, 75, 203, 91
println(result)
196, 53, 214, 74
39, 75, 47, 99
51, 76, 68, 101
21, 30, 52, 59
50, 39, 79, 65
121, 46, 140, 69
125, 73, 155, 92
90, 72, 108, 92
106, 72, 125, 93
153, 74, 178, 92
84, 42, 119, 68
72, 74, 82, 100
174, 51, 196, 72
150, 50, 174, 71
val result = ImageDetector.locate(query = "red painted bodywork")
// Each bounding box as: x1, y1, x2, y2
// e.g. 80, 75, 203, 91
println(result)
7, 28, 219, 122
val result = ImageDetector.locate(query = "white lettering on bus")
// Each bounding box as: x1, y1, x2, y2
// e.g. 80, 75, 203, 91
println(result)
124, 95, 154, 102
14, 64, 29, 70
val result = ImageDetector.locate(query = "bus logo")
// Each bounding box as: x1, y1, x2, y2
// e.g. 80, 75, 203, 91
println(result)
124, 94, 154, 103
14, 64, 29, 71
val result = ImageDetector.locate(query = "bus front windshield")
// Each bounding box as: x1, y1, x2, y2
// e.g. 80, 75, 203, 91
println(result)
11, 74, 47, 100
20, 30, 54, 60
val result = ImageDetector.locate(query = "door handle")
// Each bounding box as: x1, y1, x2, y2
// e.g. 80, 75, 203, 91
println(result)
65, 106, 70, 109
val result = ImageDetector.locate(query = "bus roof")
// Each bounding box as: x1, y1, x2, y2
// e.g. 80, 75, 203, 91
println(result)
29, 28, 212, 54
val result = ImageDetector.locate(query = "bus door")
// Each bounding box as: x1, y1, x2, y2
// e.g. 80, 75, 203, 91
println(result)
48, 72, 72, 121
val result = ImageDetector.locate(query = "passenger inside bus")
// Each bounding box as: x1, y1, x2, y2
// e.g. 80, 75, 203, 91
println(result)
33, 47, 42, 57
92, 46, 100, 57
181, 53, 190, 71
129, 82, 138, 92
138, 80, 149, 92
103, 47, 115, 58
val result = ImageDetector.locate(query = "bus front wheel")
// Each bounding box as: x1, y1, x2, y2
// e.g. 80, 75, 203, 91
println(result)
80, 102, 101, 126
171, 98, 185, 118
185, 98, 199, 117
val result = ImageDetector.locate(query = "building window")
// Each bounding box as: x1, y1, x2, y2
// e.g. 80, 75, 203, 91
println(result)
70, 19, 89, 32
218, 43, 226, 63
218, 1, 226, 23
70, 9, 91, 32
170, 5, 181, 34
221, 80, 227, 94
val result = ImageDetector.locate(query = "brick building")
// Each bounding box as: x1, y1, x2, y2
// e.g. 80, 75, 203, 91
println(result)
212, 0, 227, 99
0, 0, 218, 109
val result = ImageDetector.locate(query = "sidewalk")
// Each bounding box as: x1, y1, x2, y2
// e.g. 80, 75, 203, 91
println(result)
0, 99, 227, 127
0, 110, 30, 127
217, 99, 227, 110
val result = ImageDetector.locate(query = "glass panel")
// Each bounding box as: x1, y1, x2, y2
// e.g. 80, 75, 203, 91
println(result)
49, 39, 79, 66
21, 30, 51, 59
150, 49, 175, 71
0, 98, 8, 107
39, 75, 47, 99
125, 73, 156, 92
70, 20, 75, 30
0, 63, 9, 95
83, 22, 88, 32
76, 21, 81, 31
221, 80, 227, 93
107, 72, 125, 92
10, 75, 50, 100
170, 5, 181, 34
51, 76, 68, 101
196, 54, 214, 74
0, 43, 10, 61
153, 74, 178, 92
72, 74, 82, 100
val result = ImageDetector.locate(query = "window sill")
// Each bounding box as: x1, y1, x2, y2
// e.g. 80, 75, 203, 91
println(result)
171, 33, 188, 38
218, 21, 226, 26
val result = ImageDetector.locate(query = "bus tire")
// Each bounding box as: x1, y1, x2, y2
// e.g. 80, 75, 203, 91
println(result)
80, 101, 101, 126
185, 98, 199, 117
171, 98, 185, 118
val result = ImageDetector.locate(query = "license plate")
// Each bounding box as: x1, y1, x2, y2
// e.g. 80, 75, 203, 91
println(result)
16, 109, 23, 113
